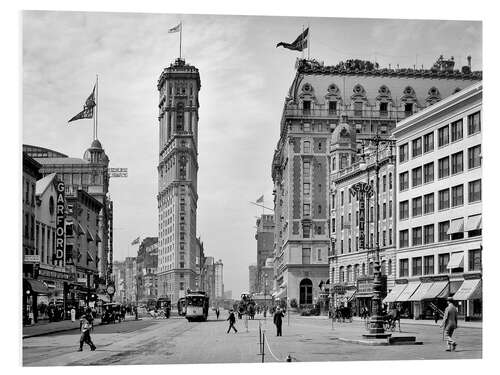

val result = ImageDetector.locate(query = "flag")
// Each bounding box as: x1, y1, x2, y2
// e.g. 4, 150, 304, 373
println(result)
168, 23, 181, 33
276, 27, 309, 51
68, 85, 96, 123
256, 195, 264, 204
131, 236, 140, 245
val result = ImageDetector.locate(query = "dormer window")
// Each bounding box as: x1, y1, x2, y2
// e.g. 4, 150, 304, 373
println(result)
329, 101, 337, 115
303, 100, 311, 115
404, 103, 413, 116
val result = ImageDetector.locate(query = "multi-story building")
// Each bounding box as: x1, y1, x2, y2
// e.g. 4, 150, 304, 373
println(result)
202, 256, 215, 302
124, 257, 136, 304
136, 237, 159, 301
214, 260, 224, 300
248, 264, 258, 294
271, 56, 482, 311
388, 82, 482, 320
112, 261, 126, 303
157, 58, 201, 303
23, 141, 113, 287
255, 214, 275, 293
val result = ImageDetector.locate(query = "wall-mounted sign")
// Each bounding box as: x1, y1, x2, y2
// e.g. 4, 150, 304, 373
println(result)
24, 254, 40, 263
108, 167, 128, 178
55, 181, 65, 261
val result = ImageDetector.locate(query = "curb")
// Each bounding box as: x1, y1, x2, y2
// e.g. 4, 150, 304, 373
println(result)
23, 321, 103, 339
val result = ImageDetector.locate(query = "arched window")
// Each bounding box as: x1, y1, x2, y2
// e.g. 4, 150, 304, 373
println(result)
346, 265, 352, 283
299, 278, 313, 305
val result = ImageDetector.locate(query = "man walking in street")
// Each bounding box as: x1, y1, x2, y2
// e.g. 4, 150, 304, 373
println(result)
441, 297, 458, 351
215, 307, 220, 320
78, 308, 96, 352
273, 307, 285, 336
226, 309, 238, 333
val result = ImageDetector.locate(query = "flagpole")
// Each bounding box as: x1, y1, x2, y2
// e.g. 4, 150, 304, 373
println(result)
179, 22, 182, 59
301, 24, 304, 60
95, 74, 99, 140
308, 22, 310, 60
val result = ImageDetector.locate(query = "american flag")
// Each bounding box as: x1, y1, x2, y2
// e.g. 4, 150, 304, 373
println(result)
68, 85, 96, 123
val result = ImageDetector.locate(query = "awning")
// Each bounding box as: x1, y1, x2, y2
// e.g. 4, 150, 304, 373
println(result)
345, 289, 356, 302
275, 288, 287, 299
77, 222, 85, 236
464, 215, 482, 232
408, 282, 434, 301
447, 218, 464, 235
447, 252, 464, 269
86, 228, 95, 242
396, 281, 420, 302
422, 281, 449, 300
453, 279, 482, 300
87, 250, 95, 263
24, 278, 50, 295
383, 283, 408, 303
95, 233, 102, 243
436, 280, 463, 298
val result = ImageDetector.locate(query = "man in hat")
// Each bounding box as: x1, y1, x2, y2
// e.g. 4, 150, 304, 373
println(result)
226, 309, 238, 333
441, 297, 458, 351
273, 307, 285, 336
78, 308, 96, 351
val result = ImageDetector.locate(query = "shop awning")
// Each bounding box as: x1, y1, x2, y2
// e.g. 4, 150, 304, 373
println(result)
395, 281, 420, 302
383, 283, 408, 303
275, 287, 287, 299
453, 279, 482, 300
86, 228, 95, 242
345, 289, 357, 302
95, 233, 102, 243
436, 280, 463, 298
447, 252, 464, 269
24, 278, 50, 295
464, 215, 482, 232
77, 222, 85, 236
408, 282, 434, 301
422, 281, 449, 299
447, 218, 464, 235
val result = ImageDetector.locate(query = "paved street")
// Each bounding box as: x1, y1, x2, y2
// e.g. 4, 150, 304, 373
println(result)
23, 312, 481, 366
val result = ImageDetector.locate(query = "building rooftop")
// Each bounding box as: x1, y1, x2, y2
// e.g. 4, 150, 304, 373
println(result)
35, 172, 57, 196
35, 157, 89, 165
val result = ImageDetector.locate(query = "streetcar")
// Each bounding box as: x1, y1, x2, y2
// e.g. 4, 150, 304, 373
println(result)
156, 296, 171, 318
177, 297, 186, 316
185, 290, 209, 322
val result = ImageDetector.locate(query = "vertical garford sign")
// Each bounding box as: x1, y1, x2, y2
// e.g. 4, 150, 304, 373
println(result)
55, 181, 65, 261
350, 182, 373, 250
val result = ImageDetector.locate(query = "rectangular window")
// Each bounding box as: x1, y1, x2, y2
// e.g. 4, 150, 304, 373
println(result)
341, 191, 344, 206
383, 203, 387, 219
451, 152, 464, 174
424, 162, 434, 183
412, 167, 422, 187
468, 249, 482, 271
329, 101, 337, 114
468, 145, 481, 169
303, 100, 311, 115
469, 179, 481, 203
438, 156, 450, 179
451, 119, 463, 142
302, 248, 311, 264
424, 224, 434, 244
399, 229, 409, 248
412, 257, 422, 276
380, 102, 388, 116
438, 189, 450, 210
405, 103, 413, 115
303, 162, 311, 178
399, 200, 409, 220
389, 229, 393, 245
399, 171, 409, 191
468, 111, 481, 135
439, 221, 450, 242
331, 218, 335, 233
438, 125, 449, 147
389, 173, 393, 190
389, 200, 393, 217
424, 193, 434, 214
412, 196, 422, 217
412, 227, 422, 246
303, 183, 310, 196
383, 175, 387, 192
303, 204, 310, 216
423, 132, 434, 153
412, 138, 422, 158
382, 230, 386, 246
399, 259, 409, 277
438, 253, 450, 274
303, 141, 311, 153
399, 143, 409, 163
354, 102, 363, 116
424, 255, 435, 275
451, 184, 464, 207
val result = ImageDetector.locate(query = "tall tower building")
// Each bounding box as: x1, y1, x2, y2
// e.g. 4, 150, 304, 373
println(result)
157, 58, 201, 303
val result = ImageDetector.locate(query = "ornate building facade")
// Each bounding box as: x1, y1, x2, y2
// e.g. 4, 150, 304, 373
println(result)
157, 58, 201, 303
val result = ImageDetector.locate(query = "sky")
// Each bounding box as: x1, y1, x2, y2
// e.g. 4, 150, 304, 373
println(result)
22, 11, 482, 296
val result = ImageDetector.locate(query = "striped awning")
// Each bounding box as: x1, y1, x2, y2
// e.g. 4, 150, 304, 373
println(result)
383, 283, 407, 303
453, 279, 482, 300
447, 218, 464, 235
396, 281, 420, 302
274, 287, 287, 300
408, 282, 434, 301
436, 280, 463, 299
447, 252, 464, 269
422, 281, 449, 300
464, 215, 482, 231
86, 228, 95, 242
77, 222, 86, 235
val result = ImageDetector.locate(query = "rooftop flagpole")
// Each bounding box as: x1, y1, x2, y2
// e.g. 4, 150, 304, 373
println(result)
95, 74, 99, 140
308, 22, 310, 60
180, 22, 182, 59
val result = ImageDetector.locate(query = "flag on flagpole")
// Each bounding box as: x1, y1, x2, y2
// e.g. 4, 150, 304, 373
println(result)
68, 85, 96, 123
276, 27, 309, 52
256, 195, 264, 204
131, 236, 140, 245
168, 23, 181, 33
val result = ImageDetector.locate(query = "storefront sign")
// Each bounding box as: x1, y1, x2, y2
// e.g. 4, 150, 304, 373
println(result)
24, 254, 40, 263
39, 268, 71, 281
55, 181, 65, 261
350, 182, 373, 250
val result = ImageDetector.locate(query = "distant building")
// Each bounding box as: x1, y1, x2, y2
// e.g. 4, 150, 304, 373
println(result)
112, 261, 126, 303
248, 264, 258, 294
255, 214, 275, 293
214, 260, 224, 299
136, 237, 159, 301
202, 257, 215, 302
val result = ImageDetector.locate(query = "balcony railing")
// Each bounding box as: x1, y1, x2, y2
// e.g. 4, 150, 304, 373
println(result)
283, 108, 413, 121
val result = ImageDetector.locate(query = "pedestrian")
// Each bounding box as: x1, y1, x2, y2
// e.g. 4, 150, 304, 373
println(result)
226, 309, 238, 333
70, 306, 76, 323
78, 308, 96, 352
433, 309, 440, 324
273, 307, 285, 337
215, 307, 220, 320
441, 297, 458, 352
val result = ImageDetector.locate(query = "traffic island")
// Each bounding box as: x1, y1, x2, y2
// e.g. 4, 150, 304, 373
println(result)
337, 335, 421, 346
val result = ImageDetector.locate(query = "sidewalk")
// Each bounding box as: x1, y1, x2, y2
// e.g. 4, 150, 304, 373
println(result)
23, 318, 103, 339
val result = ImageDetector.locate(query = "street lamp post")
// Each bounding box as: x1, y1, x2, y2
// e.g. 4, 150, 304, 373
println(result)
263, 274, 268, 320
358, 134, 395, 339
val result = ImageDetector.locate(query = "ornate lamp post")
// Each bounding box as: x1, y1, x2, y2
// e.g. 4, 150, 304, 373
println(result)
355, 134, 395, 339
